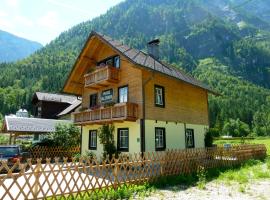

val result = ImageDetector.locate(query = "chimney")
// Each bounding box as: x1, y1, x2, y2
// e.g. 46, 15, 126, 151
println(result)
147, 39, 160, 60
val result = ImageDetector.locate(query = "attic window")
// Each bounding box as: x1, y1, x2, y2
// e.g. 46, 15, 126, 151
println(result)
98, 55, 120, 68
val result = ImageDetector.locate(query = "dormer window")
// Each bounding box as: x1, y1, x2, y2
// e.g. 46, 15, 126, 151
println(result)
98, 55, 120, 68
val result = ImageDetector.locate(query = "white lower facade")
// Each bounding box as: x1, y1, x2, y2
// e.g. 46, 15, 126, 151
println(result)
81, 119, 208, 159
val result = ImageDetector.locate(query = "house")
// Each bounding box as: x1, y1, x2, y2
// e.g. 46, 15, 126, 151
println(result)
1, 116, 71, 144
0, 92, 81, 144
63, 31, 215, 158
32, 92, 81, 120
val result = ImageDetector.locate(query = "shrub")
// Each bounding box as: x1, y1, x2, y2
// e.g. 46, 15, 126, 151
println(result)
39, 123, 80, 148
222, 118, 250, 137
98, 124, 118, 160
208, 128, 220, 137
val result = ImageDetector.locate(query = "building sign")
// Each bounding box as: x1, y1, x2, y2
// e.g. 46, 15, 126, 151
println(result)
101, 89, 113, 103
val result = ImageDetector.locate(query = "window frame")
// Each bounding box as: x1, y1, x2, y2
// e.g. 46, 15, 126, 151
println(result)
117, 128, 129, 152
185, 129, 195, 148
88, 130, 97, 150
154, 85, 165, 108
118, 85, 129, 103
97, 55, 121, 68
155, 127, 166, 151
89, 93, 98, 108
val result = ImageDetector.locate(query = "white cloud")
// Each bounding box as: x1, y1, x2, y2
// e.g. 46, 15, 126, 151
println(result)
0, 10, 7, 17
14, 15, 34, 27
5, 0, 19, 8
46, 0, 89, 16
0, 10, 14, 29
0, 18, 14, 29
37, 11, 59, 29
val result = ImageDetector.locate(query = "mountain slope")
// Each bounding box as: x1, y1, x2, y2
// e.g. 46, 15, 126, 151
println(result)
0, 0, 270, 131
0, 30, 42, 62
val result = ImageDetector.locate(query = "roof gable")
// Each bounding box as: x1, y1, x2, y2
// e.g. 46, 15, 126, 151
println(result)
63, 31, 216, 95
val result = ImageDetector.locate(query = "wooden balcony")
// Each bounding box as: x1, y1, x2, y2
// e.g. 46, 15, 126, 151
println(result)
84, 66, 120, 89
73, 102, 138, 124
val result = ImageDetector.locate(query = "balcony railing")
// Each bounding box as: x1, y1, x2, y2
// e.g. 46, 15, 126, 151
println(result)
84, 65, 120, 89
73, 102, 138, 124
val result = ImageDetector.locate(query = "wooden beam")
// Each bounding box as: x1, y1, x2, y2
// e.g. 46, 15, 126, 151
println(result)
82, 56, 96, 64
70, 81, 84, 86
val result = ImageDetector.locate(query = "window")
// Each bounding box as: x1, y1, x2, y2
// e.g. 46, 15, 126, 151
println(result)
185, 129, 195, 148
36, 106, 41, 118
89, 130, 97, 150
154, 85, 165, 107
155, 128, 166, 151
89, 93, 98, 108
114, 56, 120, 68
118, 86, 128, 103
117, 128, 129, 151
98, 55, 120, 68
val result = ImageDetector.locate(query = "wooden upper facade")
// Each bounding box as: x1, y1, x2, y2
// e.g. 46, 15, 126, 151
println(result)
63, 32, 214, 126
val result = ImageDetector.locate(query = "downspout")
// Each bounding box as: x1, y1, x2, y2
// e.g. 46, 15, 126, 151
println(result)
184, 123, 187, 148
141, 70, 155, 155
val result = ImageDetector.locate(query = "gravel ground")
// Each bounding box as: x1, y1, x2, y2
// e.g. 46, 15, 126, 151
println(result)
142, 179, 270, 200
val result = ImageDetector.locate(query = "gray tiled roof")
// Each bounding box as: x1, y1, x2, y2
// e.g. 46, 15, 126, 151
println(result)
93, 32, 215, 93
3, 116, 71, 133
33, 92, 78, 104
57, 99, 81, 117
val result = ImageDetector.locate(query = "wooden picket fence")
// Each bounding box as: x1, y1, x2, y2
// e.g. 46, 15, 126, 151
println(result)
0, 144, 266, 200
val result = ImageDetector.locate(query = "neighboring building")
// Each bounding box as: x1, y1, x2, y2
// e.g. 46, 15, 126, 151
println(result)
1, 94, 80, 144
32, 92, 81, 120
63, 31, 216, 158
1, 116, 70, 144
16, 109, 29, 118
57, 99, 81, 120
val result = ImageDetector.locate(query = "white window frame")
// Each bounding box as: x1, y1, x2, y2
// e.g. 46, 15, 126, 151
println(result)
89, 130, 97, 149
186, 129, 195, 148
118, 128, 129, 151
155, 85, 164, 107
118, 86, 128, 103
155, 128, 166, 150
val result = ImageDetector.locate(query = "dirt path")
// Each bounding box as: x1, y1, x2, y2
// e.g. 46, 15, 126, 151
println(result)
143, 179, 270, 200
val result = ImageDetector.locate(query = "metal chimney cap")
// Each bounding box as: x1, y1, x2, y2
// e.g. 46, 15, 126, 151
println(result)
147, 39, 160, 45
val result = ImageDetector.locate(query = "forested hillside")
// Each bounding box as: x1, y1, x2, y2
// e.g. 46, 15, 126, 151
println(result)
1, 0, 270, 135
0, 30, 42, 62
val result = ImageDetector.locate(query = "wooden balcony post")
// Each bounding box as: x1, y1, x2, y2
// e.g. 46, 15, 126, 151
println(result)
125, 103, 128, 118
107, 66, 110, 79
111, 106, 113, 119
100, 108, 102, 120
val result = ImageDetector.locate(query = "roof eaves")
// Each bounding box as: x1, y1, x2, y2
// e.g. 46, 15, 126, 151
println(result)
62, 31, 98, 93
5, 116, 9, 131
64, 31, 218, 95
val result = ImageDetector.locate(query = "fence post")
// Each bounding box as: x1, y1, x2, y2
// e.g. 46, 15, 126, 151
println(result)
160, 152, 163, 176
33, 159, 41, 200
113, 158, 119, 190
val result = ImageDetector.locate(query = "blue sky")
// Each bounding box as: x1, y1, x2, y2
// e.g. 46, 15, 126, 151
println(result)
0, 0, 123, 45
